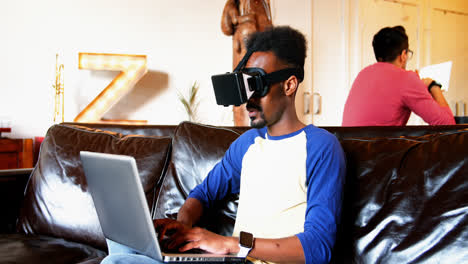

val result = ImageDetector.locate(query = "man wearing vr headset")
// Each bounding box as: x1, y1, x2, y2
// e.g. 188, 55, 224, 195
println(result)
102, 26, 345, 264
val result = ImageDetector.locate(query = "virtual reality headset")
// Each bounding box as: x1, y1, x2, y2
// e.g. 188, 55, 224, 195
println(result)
211, 50, 304, 106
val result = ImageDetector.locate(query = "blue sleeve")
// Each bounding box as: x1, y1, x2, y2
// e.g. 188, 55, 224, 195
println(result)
296, 131, 346, 264
187, 129, 258, 209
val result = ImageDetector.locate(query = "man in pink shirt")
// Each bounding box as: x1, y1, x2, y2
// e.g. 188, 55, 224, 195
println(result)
342, 26, 455, 126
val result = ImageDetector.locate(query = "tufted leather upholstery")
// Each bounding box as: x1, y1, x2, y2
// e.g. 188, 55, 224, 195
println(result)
333, 130, 468, 263
154, 122, 245, 237
0, 121, 466, 263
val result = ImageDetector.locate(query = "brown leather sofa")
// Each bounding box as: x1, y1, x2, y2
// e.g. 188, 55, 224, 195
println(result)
0, 121, 467, 263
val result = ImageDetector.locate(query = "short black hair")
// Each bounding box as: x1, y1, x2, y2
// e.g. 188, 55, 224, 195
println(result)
372, 25, 408, 62
245, 25, 307, 74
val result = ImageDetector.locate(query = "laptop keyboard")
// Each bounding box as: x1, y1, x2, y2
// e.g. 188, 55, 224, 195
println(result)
160, 238, 208, 254
163, 247, 208, 254
165, 256, 226, 262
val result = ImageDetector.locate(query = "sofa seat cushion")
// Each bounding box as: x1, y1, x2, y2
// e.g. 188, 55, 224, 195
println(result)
0, 234, 105, 264
154, 122, 243, 236
334, 129, 468, 263
17, 124, 172, 250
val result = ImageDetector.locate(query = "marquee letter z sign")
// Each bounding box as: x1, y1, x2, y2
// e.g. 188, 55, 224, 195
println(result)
75, 53, 148, 122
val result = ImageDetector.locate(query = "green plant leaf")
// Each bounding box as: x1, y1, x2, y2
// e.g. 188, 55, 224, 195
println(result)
177, 81, 200, 122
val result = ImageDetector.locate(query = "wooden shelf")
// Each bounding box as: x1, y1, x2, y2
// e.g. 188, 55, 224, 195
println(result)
0, 138, 33, 169
0, 128, 11, 138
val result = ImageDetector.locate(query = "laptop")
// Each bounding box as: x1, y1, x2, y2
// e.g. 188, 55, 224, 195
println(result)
80, 151, 245, 263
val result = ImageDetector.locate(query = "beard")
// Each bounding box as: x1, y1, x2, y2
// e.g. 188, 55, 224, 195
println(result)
250, 112, 267, 128
246, 101, 266, 128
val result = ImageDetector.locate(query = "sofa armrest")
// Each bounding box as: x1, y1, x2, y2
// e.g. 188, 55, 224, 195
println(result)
0, 168, 31, 233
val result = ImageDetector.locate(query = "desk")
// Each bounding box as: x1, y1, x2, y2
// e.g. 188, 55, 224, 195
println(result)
0, 138, 33, 169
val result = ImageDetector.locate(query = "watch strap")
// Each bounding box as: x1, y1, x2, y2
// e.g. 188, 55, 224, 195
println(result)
238, 231, 254, 258
428, 80, 442, 92
237, 245, 252, 258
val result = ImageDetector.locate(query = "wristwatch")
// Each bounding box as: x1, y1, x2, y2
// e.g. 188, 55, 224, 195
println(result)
428, 80, 442, 92
237, 231, 254, 258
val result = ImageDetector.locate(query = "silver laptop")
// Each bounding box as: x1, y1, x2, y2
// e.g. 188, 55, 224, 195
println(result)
80, 151, 245, 263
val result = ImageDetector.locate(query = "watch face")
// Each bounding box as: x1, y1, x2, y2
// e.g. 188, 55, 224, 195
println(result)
240, 231, 254, 248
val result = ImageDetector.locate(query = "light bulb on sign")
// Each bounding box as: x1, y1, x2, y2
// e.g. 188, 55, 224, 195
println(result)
75, 53, 148, 123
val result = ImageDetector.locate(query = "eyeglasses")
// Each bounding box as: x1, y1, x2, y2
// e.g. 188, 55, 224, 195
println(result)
406, 49, 413, 60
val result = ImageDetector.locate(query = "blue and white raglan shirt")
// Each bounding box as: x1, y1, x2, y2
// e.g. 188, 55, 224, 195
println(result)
188, 125, 346, 264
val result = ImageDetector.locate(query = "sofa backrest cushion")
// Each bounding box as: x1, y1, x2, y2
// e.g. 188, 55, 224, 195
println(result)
62, 122, 177, 138
333, 129, 468, 263
154, 122, 243, 236
323, 124, 468, 139
17, 124, 172, 250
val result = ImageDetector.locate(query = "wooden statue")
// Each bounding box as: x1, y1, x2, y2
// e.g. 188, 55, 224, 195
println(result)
221, 0, 272, 126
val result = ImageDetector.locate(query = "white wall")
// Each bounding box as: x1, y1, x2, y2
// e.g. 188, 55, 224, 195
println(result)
5, 0, 463, 140
1, 0, 235, 139
0, 0, 316, 139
